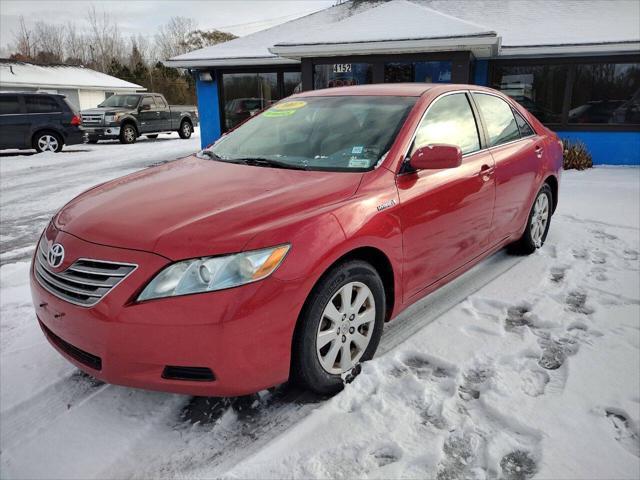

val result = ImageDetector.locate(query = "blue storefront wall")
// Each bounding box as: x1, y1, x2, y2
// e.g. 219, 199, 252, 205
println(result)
195, 74, 222, 149
556, 131, 640, 166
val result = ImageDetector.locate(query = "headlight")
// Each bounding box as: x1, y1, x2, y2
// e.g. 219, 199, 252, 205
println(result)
105, 113, 123, 123
137, 244, 290, 301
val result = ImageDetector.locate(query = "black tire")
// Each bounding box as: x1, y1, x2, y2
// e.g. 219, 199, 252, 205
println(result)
509, 184, 553, 255
292, 260, 385, 395
146, 134, 158, 139
178, 120, 192, 139
87, 137, 99, 144
119, 124, 137, 144
33, 131, 63, 153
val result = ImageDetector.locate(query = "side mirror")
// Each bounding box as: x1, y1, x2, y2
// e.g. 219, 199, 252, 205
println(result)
139, 104, 151, 111
409, 144, 462, 170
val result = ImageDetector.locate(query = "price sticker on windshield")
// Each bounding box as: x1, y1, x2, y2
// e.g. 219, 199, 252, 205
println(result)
264, 100, 307, 118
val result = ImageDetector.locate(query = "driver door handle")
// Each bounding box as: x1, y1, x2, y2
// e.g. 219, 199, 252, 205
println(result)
480, 164, 494, 182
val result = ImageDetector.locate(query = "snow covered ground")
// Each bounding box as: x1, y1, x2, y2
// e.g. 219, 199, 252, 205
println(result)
0, 132, 638, 479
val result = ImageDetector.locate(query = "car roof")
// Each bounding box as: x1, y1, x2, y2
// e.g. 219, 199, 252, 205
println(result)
0, 91, 65, 97
292, 83, 493, 98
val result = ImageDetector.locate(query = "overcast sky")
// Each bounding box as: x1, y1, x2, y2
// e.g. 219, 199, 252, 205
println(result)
0, 0, 335, 55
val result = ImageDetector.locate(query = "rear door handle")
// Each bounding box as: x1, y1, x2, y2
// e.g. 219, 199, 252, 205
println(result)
535, 145, 544, 158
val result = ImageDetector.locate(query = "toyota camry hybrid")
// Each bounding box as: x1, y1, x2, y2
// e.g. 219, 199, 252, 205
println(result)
31, 84, 562, 396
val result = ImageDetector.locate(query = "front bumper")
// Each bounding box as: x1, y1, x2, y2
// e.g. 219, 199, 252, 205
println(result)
30, 226, 306, 396
83, 126, 121, 139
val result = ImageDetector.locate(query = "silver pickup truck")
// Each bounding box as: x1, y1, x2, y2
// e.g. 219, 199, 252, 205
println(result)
81, 93, 198, 144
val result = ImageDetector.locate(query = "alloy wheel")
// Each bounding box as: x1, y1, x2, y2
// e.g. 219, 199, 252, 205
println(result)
530, 193, 549, 247
316, 281, 375, 374
37, 135, 59, 152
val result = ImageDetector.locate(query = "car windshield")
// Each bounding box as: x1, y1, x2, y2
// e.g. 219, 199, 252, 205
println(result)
98, 95, 140, 108
204, 95, 417, 172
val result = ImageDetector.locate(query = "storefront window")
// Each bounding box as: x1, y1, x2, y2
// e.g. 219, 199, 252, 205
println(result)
384, 61, 452, 83
314, 63, 372, 89
284, 71, 302, 97
223, 72, 278, 130
569, 63, 640, 124
491, 60, 640, 126
491, 64, 566, 124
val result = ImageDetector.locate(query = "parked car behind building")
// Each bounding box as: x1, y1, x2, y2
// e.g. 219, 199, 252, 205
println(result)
0, 92, 84, 153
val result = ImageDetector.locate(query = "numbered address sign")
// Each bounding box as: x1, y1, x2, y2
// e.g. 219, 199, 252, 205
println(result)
332, 64, 353, 74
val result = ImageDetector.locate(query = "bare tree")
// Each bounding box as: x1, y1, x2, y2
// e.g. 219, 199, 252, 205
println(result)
86, 5, 125, 71
155, 16, 198, 60
64, 22, 88, 64
33, 22, 66, 62
12, 16, 36, 59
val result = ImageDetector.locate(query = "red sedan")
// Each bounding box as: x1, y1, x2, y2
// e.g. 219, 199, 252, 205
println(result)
31, 84, 562, 396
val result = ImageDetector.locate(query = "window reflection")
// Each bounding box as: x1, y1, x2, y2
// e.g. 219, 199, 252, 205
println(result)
223, 72, 278, 130
413, 93, 480, 155
473, 93, 520, 147
492, 61, 640, 126
314, 63, 372, 89
385, 61, 452, 83
569, 63, 640, 124
492, 65, 566, 124
284, 72, 302, 97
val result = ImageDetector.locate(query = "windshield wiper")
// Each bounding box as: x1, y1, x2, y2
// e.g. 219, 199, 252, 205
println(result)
233, 157, 308, 171
200, 150, 227, 161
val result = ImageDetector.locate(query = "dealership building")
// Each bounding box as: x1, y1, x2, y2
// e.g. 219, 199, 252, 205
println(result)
166, 0, 640, 165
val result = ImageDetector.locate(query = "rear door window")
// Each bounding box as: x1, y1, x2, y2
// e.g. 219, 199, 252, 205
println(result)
412, 92, 481, 155
0, 95, 21, 115
472, 93, 520, 147
153, 96, 167, 108
24, 95, 61, 114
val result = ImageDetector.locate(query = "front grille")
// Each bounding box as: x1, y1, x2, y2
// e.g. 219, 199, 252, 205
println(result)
34, 237, 137, 307
81, 114, 103, 125
40, 320, 102, 370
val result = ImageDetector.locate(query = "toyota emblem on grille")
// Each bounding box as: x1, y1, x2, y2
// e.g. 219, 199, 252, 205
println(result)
47, 243, 65, 268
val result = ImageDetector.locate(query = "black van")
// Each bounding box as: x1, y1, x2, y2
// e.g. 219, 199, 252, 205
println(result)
0, 92, 85, 153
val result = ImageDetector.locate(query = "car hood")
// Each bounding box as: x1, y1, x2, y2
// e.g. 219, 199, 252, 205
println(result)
54, 156, 362, 259
81, 107, 131, 115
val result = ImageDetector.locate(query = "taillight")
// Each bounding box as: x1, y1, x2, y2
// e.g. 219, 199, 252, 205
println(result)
70, 115, 81, 126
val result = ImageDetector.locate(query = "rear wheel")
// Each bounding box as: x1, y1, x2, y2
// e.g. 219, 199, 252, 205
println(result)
33, 132, 63, 153
178, 120, 192, 139
119, 124, 137, 144
509, 184, 553, 255
293, 260, 385, 395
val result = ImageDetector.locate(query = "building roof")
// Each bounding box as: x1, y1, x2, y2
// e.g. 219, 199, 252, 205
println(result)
0, 60, 144, 91
270, 1, 499, 58
165, 0, 640, 68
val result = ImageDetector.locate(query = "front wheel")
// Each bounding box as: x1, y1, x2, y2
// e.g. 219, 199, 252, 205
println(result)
178, 121, 192, 139
33, 132, 63, 153
119, 124, 137, 144
509, 184, 553, 255
293, 260, 385, 395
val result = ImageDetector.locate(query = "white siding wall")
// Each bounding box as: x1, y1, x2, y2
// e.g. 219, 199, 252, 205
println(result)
57, 89, 80, 110
78, 90, 106, 110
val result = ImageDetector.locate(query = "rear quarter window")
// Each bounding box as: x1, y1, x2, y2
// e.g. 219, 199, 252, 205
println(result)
0, 95, 21, 115
473, 93, 520, 147
24, 95, 61, 114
